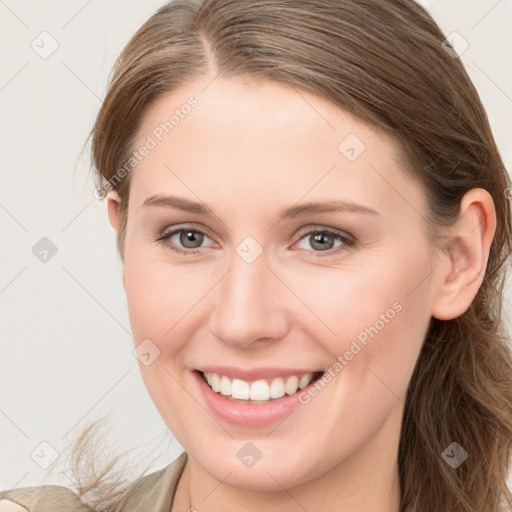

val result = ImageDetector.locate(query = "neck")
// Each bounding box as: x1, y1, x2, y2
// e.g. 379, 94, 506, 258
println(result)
172, 402, 403, 512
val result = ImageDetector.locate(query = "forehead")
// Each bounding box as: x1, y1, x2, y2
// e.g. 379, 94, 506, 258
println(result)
136, 76, 391, 154
129, 77, 426, 225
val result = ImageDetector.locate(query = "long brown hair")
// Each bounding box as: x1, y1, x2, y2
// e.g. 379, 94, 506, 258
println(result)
62, 1, 512, 510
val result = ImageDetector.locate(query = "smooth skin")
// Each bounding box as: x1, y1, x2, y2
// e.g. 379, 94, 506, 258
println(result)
0, 501, 28, 512
105, 76, 496, 512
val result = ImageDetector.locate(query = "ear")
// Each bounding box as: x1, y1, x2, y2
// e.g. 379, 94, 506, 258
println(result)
106, 190, 125, 290
431, 188, 497, 320
107, 190, 121, 232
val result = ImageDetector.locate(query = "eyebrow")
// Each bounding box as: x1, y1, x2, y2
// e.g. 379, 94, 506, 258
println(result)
141, 194, 380, 218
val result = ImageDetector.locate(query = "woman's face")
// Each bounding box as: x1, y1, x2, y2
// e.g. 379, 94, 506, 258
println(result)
111, 77, 443, 491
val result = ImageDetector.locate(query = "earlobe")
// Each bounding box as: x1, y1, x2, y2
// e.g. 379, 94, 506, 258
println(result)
106, 190, 121, 232
431, 188, 496, 321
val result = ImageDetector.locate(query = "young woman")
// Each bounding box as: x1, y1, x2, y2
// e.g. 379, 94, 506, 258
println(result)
1, 1, 511, 511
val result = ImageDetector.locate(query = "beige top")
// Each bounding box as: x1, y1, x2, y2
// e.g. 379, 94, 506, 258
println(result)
0, 452, 188, 512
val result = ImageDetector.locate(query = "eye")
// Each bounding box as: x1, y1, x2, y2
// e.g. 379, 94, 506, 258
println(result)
156, 225, 214, 255
156, 225, 357, 257
294, 227, 356, 256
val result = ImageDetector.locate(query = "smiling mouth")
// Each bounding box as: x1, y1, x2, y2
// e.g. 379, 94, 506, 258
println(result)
196, 369, 324, 403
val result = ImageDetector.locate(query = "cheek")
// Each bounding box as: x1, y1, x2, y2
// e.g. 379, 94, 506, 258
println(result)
280, 258, 432, 455
123, 250, 204, 341
285, 252, 432, 383
122, 251, 202, 432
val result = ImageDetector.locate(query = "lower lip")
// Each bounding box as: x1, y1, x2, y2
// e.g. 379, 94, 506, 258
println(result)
193, 370, 322, 427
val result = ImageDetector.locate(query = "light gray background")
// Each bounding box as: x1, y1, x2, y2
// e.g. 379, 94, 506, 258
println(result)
1, 0, 511, 492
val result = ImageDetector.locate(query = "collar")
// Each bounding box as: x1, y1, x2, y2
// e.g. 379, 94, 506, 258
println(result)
114, 451, 188, 511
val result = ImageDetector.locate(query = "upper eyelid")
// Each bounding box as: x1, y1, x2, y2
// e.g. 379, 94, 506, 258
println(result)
160, 224, 216, 243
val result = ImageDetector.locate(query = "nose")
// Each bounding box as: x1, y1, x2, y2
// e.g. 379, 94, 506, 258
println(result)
208, 250, 290, 350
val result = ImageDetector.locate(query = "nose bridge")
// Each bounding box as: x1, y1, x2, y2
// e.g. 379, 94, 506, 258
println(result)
209, 247, 288, 348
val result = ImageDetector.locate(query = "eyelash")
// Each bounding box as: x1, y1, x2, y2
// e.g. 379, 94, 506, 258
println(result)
156, 224, 357, 257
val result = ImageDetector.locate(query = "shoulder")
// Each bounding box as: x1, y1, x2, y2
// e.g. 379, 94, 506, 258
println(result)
0, 484, 93, 512
0, 452, 188, 512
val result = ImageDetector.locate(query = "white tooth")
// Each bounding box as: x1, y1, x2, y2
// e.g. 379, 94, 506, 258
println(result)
210, 373, 221, 392
269, 377, 285, 399
284, 375, 299, 395
298, 372, 314, 389
231, 378, 250, 399
250, 379, 271, 400
207, 372, 315, 400
219, 375, 231, 396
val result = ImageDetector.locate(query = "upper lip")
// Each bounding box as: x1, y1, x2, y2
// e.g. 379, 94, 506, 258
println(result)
195, 365, 324, 382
